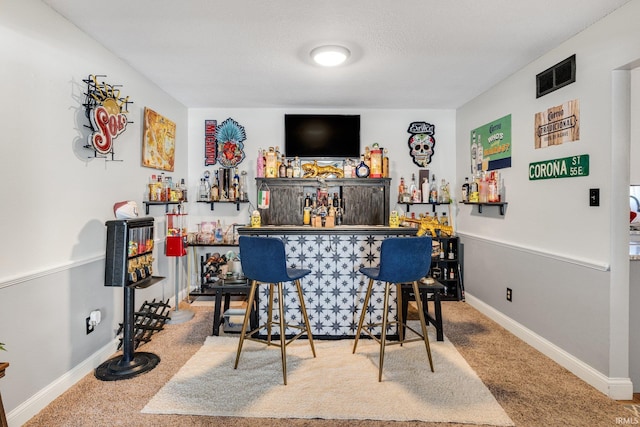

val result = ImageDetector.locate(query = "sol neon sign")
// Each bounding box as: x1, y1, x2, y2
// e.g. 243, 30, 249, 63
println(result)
83, 75, 131, 156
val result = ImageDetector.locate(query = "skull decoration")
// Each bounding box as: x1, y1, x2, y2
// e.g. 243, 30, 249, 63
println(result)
407, 122, 435, 167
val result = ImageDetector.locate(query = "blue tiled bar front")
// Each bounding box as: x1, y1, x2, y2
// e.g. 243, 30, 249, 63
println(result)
237, 226, 418, 338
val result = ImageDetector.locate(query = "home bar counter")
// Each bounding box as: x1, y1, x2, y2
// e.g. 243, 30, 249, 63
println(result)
237, 225, 417, 337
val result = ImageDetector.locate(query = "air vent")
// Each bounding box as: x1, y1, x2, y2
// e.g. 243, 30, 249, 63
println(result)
536, 54, 576, 98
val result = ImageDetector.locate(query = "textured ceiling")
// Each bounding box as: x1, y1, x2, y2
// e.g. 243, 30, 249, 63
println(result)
42, 0, 631, 109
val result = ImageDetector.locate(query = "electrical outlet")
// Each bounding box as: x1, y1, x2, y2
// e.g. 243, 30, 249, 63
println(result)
506, 288, 512, 302
86, 317, 94, 334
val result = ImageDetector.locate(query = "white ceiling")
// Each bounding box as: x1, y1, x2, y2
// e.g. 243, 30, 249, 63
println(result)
42, 0, 631, 109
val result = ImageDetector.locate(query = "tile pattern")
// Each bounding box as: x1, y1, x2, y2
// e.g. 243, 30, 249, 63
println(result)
254, 233, 405, 337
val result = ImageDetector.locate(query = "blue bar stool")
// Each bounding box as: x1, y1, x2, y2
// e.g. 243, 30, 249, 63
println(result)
353, 236, 434, 381
234, 236, 316, 385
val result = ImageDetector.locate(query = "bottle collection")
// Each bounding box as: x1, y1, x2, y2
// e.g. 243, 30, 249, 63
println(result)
397, 173, 451, 204
302, 189, 344, 227
256, 143, 390, 179
460, 170, 504, 203
198, 167, 248, 203
148, 174, 188, 202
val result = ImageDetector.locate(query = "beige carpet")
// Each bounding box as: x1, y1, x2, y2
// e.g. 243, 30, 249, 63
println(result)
142, 330, 514, 426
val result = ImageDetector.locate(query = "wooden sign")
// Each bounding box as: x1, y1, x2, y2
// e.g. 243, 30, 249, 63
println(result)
534, 99, 580, 149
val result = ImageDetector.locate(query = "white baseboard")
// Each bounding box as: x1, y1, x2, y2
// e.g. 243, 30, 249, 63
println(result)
7, 339, 119, 427
465, 293, 633, 400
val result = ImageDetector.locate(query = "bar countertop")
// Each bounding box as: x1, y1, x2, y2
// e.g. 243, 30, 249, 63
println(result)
237, 225, 418, 236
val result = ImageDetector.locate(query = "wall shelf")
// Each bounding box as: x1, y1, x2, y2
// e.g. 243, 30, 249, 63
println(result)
196, 200, 248, 211
143, 201, 181, 214
461, 201, 508, 215
400, 202, 450, 213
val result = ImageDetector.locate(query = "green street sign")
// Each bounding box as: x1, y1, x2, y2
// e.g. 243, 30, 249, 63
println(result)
529, 154, 589, 180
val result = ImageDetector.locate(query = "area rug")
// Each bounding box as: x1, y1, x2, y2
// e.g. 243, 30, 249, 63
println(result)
142, 330, 514, 426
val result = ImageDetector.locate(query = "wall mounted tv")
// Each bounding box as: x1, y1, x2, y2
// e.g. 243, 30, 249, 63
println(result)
284, 114, 360, 159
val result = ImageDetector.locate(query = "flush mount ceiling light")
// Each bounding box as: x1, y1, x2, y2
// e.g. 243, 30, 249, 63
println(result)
310, 45, 351, 67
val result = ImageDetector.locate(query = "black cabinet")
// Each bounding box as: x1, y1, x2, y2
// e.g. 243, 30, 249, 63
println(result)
429, 235, 464, 301
255, 178, 390, 226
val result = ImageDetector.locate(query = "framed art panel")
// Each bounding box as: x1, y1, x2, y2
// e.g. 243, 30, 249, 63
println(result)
142, 107, 176, 171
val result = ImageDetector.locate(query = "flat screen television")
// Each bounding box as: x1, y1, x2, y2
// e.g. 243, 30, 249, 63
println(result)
284, 114, 360, 159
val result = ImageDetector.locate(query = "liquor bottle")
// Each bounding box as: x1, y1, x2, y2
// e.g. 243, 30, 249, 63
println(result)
439, 179, 448, 203
239, 171, 248, 201
488, 171, 499, 202
343, 159, 353, 178
265, 147, 277, 178
355, 155, 370, 178
398, 177, 405, 202
293, 156, 301, 178
335, 203, 343, 226
448, 242, 455, 259
256, 148, 264, 178
278, 155, 287, 178
179, 178, 187, 202
199, 178, 208, 201
382, 148, 389, 178
304, 193, 311, 208
286, 159, 293, 178
440, 211, 449, 226
210, 171, 219, 201
461, 177, 470, 202
421, 177, 429, 203
429, 174, 438, 203
409, 173, 418, 203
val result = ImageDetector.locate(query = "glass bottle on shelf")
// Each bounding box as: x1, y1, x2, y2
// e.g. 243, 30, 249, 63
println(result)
210, 171, 219, 201
278, 155, 287, 178
293, 156, 301, 178
286, 159, 293, 178
461, 177, 470, 202
239, 171, 248, 201
179, 178, 187, 202
409, 173, 419, 203
422, 177, 429, 203
199, 178, 209, 201
256, 148, 265, 178
398, 177, 405, 203
429, 174, 438, 203
355, 155, 370, 178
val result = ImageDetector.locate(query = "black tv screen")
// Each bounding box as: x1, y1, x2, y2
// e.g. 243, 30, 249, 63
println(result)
284, 114, 360, 159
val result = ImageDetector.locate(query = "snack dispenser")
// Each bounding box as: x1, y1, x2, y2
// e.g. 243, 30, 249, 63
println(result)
98, 217, 166, 381
165, 212, 188, 257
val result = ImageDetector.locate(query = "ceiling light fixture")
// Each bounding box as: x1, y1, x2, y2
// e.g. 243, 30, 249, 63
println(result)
310, 45, 351, 67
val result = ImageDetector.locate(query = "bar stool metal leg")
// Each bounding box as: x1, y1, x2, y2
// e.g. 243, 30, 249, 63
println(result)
267, 283, 274, 345
234, 280, 258, 369
353, 278, 375, 353
378, 281, 392, 382
276, 282, 288, 384
412, 280, 434, 372
396, 283, 404, 345
295, 279, 316, 357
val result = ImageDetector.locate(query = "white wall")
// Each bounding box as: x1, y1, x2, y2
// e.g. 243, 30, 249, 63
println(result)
0, 0, 188, 423
185, 108, 457, 231
456, 0, 640, 398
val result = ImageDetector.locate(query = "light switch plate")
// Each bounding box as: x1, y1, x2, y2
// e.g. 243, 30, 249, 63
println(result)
589, 188, 599, 207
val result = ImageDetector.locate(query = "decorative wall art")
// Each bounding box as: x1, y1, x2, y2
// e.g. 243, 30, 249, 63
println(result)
142, 107, 176, 171
534, 99, 580, 149
82, 74, 132, 159
215, 117, 246, 167
407, 122, 435, 167
470, 114, 512, 174
204, 120, 217, 166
